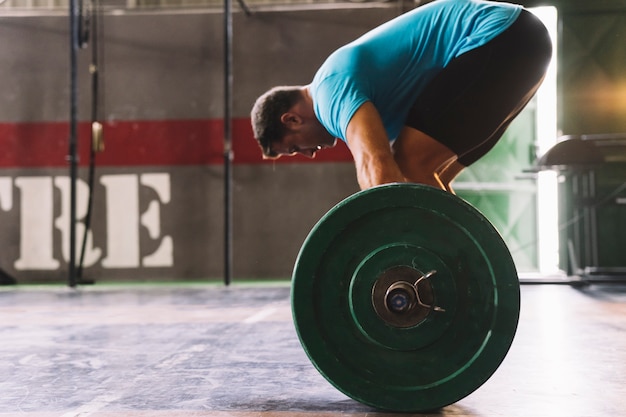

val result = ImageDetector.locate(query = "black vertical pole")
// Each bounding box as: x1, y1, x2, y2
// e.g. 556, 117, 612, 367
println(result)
77, 0, 99, 284
223, 0, 233, 286
68, 0, 79, 287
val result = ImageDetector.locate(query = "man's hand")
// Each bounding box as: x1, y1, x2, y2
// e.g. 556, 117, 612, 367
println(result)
346, 102, 406, 189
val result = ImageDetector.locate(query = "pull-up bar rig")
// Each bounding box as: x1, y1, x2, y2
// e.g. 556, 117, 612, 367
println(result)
67, 0, 250, 287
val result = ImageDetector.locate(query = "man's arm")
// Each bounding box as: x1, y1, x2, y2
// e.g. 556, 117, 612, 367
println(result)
346, 101, 406, 189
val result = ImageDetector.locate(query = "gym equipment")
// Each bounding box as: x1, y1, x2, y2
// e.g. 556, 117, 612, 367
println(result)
291, 183, 520, 412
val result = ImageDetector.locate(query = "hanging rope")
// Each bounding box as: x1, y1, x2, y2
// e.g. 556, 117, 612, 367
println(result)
77, 0, 102, 284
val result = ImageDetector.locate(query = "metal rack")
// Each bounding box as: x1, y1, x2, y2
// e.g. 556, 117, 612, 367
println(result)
535, 134, 626, 281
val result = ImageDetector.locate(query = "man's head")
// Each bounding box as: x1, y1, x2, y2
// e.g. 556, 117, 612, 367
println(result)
251, 85, 337, 159
250, 86, 304, 158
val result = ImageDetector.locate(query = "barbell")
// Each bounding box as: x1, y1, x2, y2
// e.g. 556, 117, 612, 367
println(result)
291, 183, 520, 412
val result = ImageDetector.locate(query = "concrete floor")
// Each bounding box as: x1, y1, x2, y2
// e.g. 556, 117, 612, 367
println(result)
1, 281, 625, 417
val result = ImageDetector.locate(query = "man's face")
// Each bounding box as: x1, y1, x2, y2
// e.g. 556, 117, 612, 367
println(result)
271, 132, 337, 159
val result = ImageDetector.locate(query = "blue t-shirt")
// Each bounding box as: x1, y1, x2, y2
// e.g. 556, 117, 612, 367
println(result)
309, 0, 523, 142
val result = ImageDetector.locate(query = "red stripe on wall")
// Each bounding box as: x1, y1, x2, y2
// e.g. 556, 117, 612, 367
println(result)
0, 119, 353, 168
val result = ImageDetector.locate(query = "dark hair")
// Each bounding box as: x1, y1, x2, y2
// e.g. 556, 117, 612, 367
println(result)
250, 86, 303, 158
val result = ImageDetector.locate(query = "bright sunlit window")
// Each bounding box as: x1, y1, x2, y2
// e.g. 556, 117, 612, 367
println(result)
531, 6, 560, 274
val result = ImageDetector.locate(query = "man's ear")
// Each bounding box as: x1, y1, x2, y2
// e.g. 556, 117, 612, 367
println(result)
280, 112, 302, 128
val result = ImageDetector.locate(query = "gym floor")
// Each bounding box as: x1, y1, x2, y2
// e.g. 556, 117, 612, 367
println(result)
1, 279, 625, 417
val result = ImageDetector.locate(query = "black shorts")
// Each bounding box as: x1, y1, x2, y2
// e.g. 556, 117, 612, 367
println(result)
404, 9, 552, 166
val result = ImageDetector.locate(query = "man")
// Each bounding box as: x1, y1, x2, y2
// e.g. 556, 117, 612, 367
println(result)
251, 0, 552, 192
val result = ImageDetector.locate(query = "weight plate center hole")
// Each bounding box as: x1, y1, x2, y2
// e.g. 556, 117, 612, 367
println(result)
372, 266, 440, 328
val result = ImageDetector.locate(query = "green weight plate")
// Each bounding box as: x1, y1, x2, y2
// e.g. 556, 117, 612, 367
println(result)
291, 183, 520, 412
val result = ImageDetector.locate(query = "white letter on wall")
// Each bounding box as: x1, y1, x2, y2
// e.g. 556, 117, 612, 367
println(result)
54, 177, 102, 267
140, 173, 173, 267
0, 177, 12, 211
14, 177, 60, 270
100, 174, 140, 268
